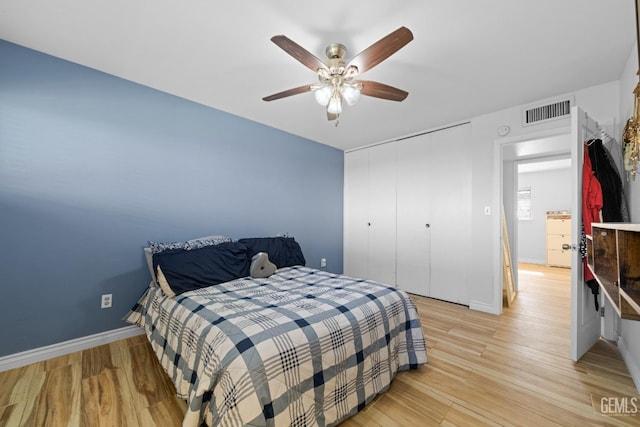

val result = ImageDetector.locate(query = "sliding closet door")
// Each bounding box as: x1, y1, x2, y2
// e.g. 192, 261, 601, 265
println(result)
367, 143, 397, 285
429, 124, 471, 304
344, 143, 396, 285
396, 134, 431, 295
344, 149, 369, 279
345, 125, 470, 300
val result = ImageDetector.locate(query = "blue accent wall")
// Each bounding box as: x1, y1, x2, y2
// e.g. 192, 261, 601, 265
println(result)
0, 40, 344, 357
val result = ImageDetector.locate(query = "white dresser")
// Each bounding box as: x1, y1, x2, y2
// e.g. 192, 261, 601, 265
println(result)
546, 212, 571, 268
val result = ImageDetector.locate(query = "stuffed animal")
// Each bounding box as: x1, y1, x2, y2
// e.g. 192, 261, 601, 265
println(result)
250, 252, 277, 278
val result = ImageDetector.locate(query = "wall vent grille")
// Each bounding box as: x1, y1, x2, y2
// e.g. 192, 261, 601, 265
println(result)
522, 98, 573, 126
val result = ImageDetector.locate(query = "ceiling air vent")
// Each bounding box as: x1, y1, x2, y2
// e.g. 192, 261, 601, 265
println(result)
522, 97, 573, 126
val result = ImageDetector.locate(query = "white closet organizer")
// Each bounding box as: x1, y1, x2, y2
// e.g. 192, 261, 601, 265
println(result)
344, 124, 471, 305
546, 211, 572, 268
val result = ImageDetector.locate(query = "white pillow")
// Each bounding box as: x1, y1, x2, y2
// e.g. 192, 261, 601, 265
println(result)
155, 266, 176, 298
144, 247, 155, 284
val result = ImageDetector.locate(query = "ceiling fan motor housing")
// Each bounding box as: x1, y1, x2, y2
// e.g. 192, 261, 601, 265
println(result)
325, 44, 348, 76
326, 43, 346, 60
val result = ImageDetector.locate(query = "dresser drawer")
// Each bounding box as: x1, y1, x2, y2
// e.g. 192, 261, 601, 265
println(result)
547, 218, 571, 235
547, 234, 571, 250
547, 248, 571, 267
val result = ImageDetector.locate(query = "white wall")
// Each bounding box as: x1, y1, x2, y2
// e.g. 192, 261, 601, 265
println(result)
517, 167, 572, 264
470, 41, 640, 388
469, 80, 620, 314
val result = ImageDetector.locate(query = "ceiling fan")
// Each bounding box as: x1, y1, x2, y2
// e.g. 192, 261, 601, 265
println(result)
263, 27, 414, 122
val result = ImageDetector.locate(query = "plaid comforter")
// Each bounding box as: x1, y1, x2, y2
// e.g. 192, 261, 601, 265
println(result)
125, 266, 427, 427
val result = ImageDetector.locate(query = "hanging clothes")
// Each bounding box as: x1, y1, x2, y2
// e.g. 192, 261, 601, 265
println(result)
581, 144, 602, 290
587, 139, 627, 222
582, 138, 630, 312
602, 134, 626, 180
600, 137, 631, 222
582, 143, 603, 236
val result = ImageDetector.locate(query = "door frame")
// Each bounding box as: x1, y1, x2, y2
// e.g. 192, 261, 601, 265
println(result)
493, 126, 571, 315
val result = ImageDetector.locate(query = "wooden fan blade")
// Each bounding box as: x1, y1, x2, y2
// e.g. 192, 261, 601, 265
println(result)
262, 84, 313, 101
359, 80, 409, 101
271, 35, 329, 72
346, 27, 413, 74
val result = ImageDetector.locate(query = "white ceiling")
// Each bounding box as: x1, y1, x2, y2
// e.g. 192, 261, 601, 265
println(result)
504, 133, 572, 172
0, 0, 635, 151
503, 134, 572, 160
518, 158, 572, 174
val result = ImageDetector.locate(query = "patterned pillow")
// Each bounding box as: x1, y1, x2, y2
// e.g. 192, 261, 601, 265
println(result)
147, 235, 233, 254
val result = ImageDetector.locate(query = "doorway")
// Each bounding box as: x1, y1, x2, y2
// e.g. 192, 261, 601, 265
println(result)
496, 108, 619, 361
501, 133, 572, 299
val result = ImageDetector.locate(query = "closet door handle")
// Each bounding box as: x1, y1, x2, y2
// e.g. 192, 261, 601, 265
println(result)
425, 223, 430, 228
561, 244, 571, 250
368, 222, 371, 226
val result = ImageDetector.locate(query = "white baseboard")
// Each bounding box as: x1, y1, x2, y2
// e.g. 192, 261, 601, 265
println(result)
618, 336, 640, 394
469, 299, 501, 315
0, 325, 144, 372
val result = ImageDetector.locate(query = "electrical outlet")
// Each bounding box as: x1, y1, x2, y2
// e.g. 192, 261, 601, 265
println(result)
101, 294, 112, 309
320, 258, 327, 268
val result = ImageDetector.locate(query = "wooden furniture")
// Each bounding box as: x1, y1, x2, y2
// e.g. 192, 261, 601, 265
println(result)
546, 212, 571, 268
586, 223, 640, 320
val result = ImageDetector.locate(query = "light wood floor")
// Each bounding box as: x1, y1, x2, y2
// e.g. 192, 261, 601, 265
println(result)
1, 263, 638, 426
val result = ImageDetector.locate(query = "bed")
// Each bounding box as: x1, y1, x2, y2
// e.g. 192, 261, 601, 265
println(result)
125, 236, 427, 427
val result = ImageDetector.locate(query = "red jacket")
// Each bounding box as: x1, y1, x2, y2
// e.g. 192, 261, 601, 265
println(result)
582, 145, 602, 281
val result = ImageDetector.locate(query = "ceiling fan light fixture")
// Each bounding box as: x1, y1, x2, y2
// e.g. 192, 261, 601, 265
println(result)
264, 27, 413, 122
314, 85, 332, 106
341, 83, 361, 106
327, 96, 342, 114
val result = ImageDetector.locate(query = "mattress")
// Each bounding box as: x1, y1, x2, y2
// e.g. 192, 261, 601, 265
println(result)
125, 266, 427, 427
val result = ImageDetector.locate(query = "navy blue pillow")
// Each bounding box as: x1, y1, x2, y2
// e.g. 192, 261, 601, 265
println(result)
152, 241, 250, 295
237, 237, 305, 268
